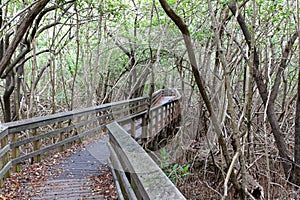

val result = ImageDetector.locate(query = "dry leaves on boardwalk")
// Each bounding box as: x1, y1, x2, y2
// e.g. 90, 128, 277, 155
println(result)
0, 145, 81, 199
89, 164, 118, 200
0, 143, 117, 200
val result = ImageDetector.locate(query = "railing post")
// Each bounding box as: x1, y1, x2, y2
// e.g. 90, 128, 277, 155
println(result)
155, 109, 159, 133
172, 102, 175, 121
130, 119, 136, 139
11, 132, 20, 172
165, 104, 169, 124
160, 106, 164, 129
59, 122, 65, 152
141, 114, 147, 144
149, 111, 153, 139
0, 126, 10, 185
33, 128, 41, 163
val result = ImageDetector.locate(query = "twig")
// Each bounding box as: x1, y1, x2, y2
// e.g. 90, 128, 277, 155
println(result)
222, 151, 239, 200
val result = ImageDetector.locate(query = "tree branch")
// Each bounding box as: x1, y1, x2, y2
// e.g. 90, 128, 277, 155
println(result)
0, 0, 50, 78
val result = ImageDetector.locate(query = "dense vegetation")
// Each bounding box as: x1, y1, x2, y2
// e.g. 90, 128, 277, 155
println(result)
0, 0, 300, 199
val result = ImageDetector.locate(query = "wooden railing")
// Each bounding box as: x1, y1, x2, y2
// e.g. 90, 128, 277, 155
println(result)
107, 122, 186, 200
0, 89, 180, 185
119, 88, 181, 144
0, 97, 148, 184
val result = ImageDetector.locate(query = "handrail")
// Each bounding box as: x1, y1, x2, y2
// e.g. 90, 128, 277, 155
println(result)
119, 89, 181, 143
107, 122, 186, 199
0, 88, 181, 185
0, 96, 148, 184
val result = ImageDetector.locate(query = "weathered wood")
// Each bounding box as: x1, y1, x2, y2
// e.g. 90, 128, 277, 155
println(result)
11, 124, 106, 165
108, 159, 126, 200
0, 126, 10, 185
141, 117, 147, 144
155, 109, 159, 133
0, 161, 12, 183
0, 89, 181, 186
0, 125, 8, 141
0, 144, 10, 159
4, 97, 147, 134
108, 143, 138, 200
10, 112, 112, 149
32, 128, 40, 162
130, 120, 136, 139
11, 132, 19, 172
107, 122, 186, 200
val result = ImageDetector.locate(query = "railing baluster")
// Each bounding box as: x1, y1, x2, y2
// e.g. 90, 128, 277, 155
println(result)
59, 122, 65, 151
165, 104, 168, 125
33, 128, 40, 163
0, 126, 10, 185
160, 106, 164, 129
11, 131, 20, 172
130, 119, 136, 139
155, 109, 159, 133
141, 114, 147, 144
149, 111, 153, 139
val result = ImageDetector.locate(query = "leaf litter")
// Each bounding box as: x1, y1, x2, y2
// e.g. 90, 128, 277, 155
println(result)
0, 141, 117, 200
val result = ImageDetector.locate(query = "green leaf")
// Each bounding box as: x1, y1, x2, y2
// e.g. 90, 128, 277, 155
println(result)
183, 164, 190, 173
173, 164, 178, 170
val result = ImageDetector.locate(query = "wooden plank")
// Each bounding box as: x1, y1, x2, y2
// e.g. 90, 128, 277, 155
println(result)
11, 124, 105, 165
0, 161, 12, 180
117, 111, 146, 124
10, 110, 125, 149
0, 125, 8, 141
108, 143, 138, 200
107, 122, 186, 200
107, 159, 125, 200
3, 97, 148, 134
0, 144, 10, 159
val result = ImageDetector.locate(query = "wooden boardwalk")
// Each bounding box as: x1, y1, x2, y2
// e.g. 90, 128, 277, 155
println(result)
0, 89, 181, 199
28, 137, 111, 199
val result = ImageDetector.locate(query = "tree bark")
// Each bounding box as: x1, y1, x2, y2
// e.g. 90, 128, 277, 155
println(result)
159, 0, 241, 193
293, 0, 300, 185
294, 54, 300, 185
0, 0, 50, 78
3, 73, 14, 122
228, 0, 298, 179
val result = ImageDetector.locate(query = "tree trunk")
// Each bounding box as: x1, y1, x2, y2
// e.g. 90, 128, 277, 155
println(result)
228, 0, 297, 179
0, 0, 50, 78
292, 0, 300, 185
3, 73, 14, 122
294, 61, 300, 185
159, 0, 241, 193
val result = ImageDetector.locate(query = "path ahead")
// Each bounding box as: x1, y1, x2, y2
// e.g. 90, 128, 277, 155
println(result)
31, 136, 111, 199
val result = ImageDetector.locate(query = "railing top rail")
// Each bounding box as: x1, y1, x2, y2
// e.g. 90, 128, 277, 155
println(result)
0, 88, 180, 133
1, 96, 148, 132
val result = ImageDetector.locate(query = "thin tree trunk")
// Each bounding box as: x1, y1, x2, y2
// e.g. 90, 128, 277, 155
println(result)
70, 4, 80, 110
228, 0, 298, 179
159, 0, 241, 193
3, 73, 14, 122
293, 0, 300, 185
0, 0, 50, 77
